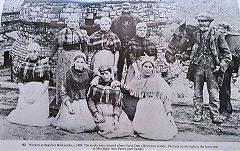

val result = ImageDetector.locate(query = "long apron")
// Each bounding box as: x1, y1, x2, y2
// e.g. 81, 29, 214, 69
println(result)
56, 50, 81, 105
6, 81, 52, 126
91, 50, 115, 73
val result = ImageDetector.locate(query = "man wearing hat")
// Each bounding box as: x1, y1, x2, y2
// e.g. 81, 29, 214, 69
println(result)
89, 17, 121, 74
188, 12, 231, 124
111, 2, 142, 82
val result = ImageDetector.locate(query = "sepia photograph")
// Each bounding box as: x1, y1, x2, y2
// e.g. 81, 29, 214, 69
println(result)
0, 0, 240, 150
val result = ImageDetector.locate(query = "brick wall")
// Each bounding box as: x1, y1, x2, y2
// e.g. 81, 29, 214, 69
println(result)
6, 1, 177, 80
19, 1, 176, 35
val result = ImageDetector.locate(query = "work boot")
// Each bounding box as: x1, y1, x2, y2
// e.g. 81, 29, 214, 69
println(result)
193, 106, 203, 122
221, 111, 231, 121
193, 114, 203, 122
212, 116, 223, 124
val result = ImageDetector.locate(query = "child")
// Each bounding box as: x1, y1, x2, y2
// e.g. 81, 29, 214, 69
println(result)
87, 65, 134, 138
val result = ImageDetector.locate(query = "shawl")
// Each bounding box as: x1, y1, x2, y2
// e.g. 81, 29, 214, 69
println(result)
17, 58, 51, 82
54, 27, 89, 46
89, 30, 121, 54
87, 79, 122, 107
49, 28, 89, 58
128, 35, 157, 64
63, 67, 94, 101
124, 74, 172, 101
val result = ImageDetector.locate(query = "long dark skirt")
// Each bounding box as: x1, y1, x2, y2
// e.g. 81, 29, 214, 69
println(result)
122, 91, 139, 121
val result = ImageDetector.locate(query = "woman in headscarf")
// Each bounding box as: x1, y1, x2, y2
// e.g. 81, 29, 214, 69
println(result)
41, 13, 89, 105
125, 22, 157, 84
87, 65, 133, 138
89, 17, 121, 75
6, 42, 52, 126
51, 52, 96, 133
124, 56, 178, 140
122, 22, 157, 121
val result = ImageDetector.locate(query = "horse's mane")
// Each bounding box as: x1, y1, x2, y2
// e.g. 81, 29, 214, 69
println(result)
186, 24, 199, 33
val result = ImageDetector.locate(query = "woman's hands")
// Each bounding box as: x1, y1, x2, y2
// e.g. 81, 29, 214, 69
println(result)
90, 76, 100, 86
113, 114, 119, 123
38, 57, 49, 65
65, 100, 75, 114
91, 76, 120, 89
113, 114, 119, 130
111, 80, 120, 89
167, 112, 174, 124
27, 98, 36, 104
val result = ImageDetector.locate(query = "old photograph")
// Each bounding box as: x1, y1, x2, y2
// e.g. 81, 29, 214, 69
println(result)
0, 0, 240, 150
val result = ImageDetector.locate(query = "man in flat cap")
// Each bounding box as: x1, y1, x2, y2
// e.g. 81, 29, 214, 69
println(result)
111, 2, 142, 82
188, 12, 231, 124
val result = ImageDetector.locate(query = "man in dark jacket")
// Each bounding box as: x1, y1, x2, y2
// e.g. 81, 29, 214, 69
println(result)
111, 2, 142, 82
188, 12, 232, 124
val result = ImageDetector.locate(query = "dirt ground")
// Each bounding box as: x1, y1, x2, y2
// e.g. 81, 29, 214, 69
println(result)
0, 67, 240, 142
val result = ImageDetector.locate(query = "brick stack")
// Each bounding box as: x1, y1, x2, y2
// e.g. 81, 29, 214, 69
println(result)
19, 1, 176, 37
5, 1, 177, 81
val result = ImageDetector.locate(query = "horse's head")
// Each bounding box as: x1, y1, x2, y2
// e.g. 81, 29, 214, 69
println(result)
165, 23, 198, 63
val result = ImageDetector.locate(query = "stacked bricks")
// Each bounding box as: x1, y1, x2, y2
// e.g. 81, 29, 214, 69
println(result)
3, 0, 177, 81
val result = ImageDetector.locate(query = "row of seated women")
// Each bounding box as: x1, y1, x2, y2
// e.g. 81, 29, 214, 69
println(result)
6, 43, 178, 140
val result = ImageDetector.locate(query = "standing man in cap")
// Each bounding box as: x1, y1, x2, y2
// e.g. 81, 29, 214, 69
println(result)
89, 17, 121, 74
188, 12, 231, 124
111, 2, 142, 82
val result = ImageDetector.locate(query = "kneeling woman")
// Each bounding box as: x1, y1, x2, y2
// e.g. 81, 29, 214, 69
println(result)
125, 56, 178, 140
51, 52, 96, 133
87, 65, 134, 138
6, 43, 52, 126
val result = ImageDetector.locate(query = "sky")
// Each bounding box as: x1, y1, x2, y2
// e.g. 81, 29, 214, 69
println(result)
237, 0, 240, 12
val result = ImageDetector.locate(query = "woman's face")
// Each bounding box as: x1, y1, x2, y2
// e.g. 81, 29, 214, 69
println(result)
142, 62, 154, 77
136, 27, 147, 38
100, 70, 111, 82
28, 48, 40, 61
67, 19, 79, 29
74, 58, 85, 71
100, 21, 111, 31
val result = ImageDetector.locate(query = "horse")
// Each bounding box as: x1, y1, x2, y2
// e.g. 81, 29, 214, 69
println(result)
165, 22, 240, 117
165, 22, 199, 64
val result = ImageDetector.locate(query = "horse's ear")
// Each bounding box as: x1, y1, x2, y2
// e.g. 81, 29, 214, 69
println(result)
179, 22, 186, 32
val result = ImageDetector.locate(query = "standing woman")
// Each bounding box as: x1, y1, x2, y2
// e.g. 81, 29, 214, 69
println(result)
125, 56, 178, 140
89, 17, 121, 75
51, 52, 96, 133
87, 65, 134, 138
41, 13, 89, 105
123, 22, 157, 120
125, 22, 157, 84
6, 43, 52, 126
